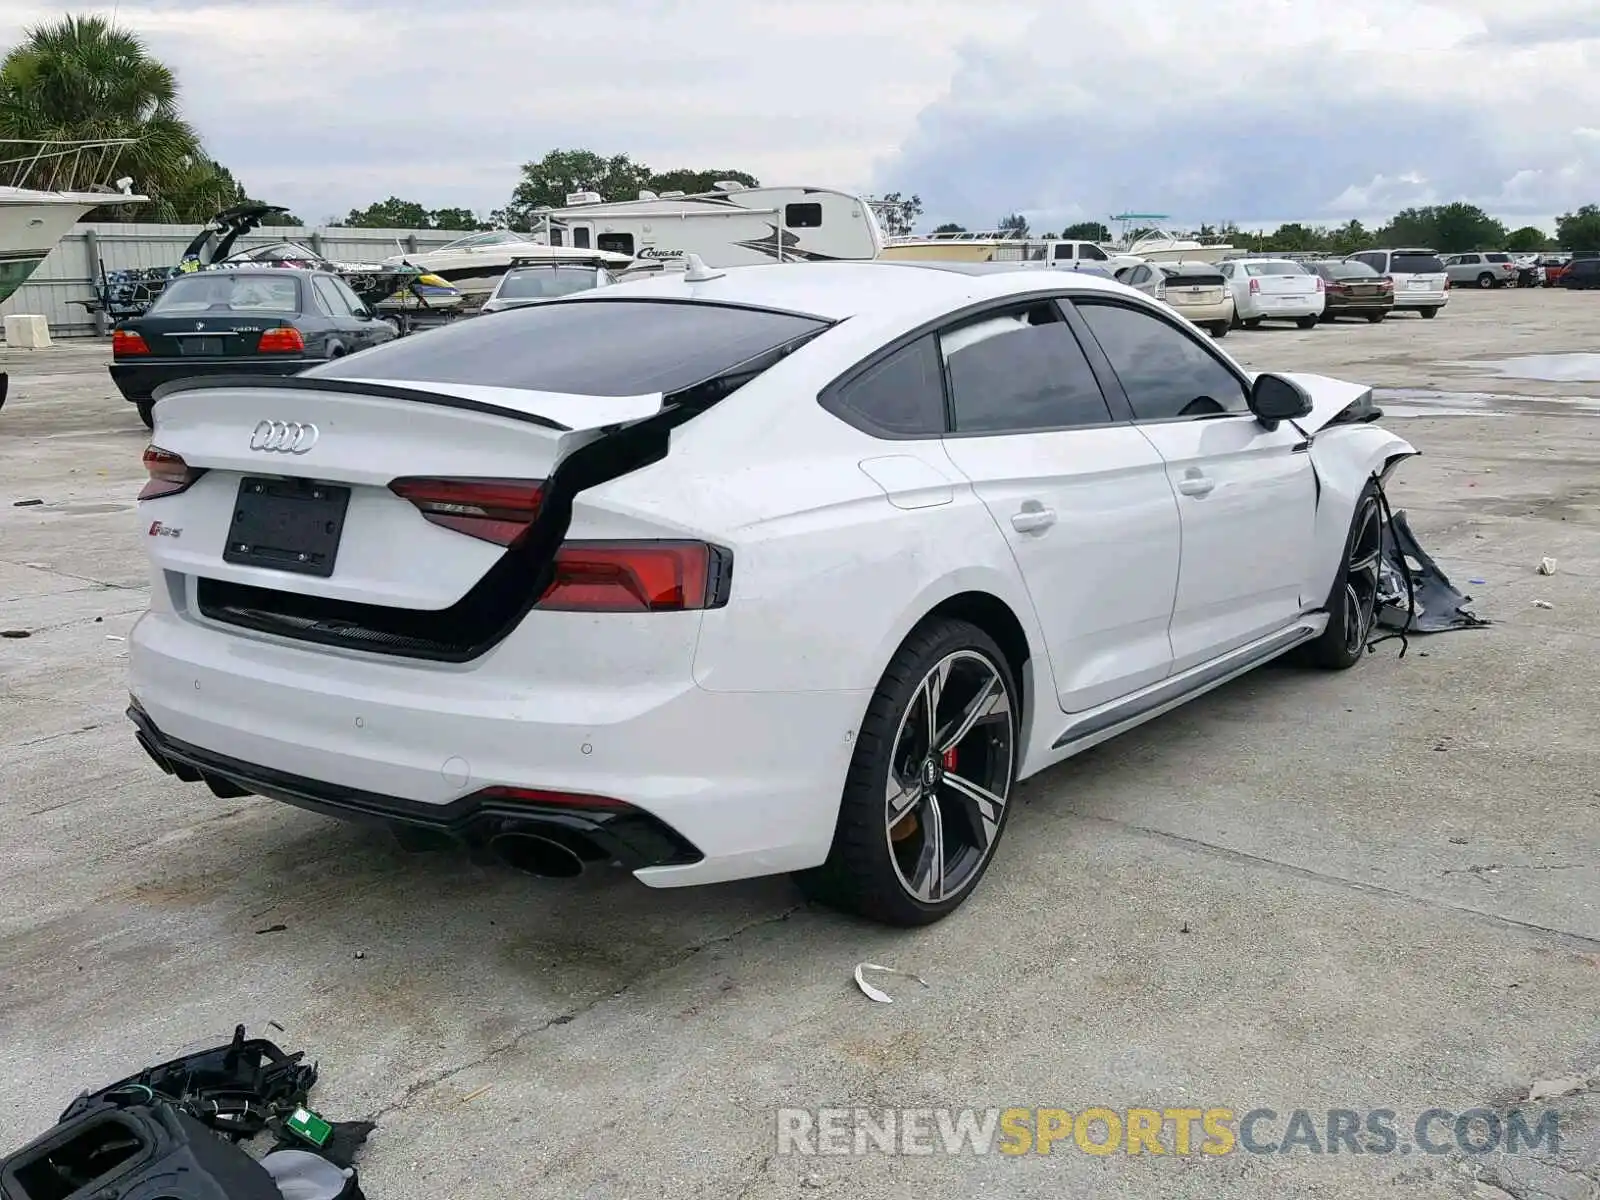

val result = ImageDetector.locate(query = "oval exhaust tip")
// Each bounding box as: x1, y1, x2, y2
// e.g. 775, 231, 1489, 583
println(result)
489, 832, 585, 879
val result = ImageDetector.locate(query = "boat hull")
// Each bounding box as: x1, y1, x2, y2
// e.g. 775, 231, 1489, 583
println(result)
0, 196, 95, 304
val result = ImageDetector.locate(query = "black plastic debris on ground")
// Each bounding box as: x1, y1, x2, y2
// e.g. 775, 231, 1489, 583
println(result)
1375, 509, 1491, 635
1, 1025, 373, 1200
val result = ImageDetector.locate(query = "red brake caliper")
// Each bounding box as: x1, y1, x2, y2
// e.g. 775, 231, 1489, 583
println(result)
942, 746, 958, 771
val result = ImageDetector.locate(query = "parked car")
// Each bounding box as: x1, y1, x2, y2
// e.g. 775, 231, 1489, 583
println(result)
1344, 249, 1449, 318
128, 260, 1416, 926
1559, 258, 1600, 289
1510, 255, 1545, 288
1441, 252, 1520, 289
1539, 255, 1571, 287
1116, 261, 1234, 337
1218, 259, 1325, 329
1303, 260, 1394, 321
110, 269, 400, 428
479, 263, 615, 313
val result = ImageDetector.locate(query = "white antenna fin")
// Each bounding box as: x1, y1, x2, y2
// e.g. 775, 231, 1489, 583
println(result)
682, 253, 724, 282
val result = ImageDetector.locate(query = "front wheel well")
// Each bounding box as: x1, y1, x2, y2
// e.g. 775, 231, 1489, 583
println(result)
917, 591, 1032, 707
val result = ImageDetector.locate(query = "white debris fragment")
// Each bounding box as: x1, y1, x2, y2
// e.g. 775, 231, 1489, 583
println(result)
1537, 557, 1558, 575
853, 962, 929, 1004
1533, 600, 1554, 610
1526, 1075, 1588, 1102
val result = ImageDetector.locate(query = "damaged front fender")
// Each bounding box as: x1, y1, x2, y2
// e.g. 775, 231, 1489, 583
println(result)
1304, 421, 1418, 609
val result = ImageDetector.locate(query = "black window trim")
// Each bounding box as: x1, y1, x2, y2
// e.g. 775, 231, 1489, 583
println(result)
1067, 294, 1255, 428
818, 291, 1139, 441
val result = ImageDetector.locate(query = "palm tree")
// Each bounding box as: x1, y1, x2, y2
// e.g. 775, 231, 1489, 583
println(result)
0, 13, 205, 218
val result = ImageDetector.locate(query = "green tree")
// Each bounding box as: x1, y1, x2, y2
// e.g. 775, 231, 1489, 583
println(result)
868, 191, 923, 237
997, 212, 1029, 237
428, 206, 485, 231
931, 222, 967, 234
1061, 221, 1110, 242
1328, 219, 1372, 254
342, 197, 430, 228
0, 14, 207, 221
1377, 203, 1506, 253
646, 167, 759, 195
504, 149, 653, 225
1555, 204, 1600, 250
1504, 225, 1549, 253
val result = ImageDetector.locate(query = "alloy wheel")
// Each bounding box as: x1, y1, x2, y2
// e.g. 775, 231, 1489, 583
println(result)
1343, 496, 1383, 654
883, 650, 1015, 903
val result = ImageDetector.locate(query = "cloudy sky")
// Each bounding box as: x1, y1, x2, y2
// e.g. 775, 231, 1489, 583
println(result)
4, 0, 1599, 232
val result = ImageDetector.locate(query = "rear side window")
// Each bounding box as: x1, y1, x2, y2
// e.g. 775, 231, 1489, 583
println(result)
1075, 301, 1249, 421
1080, 244, 1109, 261
1484, 253, 1510, 263
823, 335, 946, 437
309, 299, 829, 397
1392, 254, 1445, 273
940, 304, 1114, 434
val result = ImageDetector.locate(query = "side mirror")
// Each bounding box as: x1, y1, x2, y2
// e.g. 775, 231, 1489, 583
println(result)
1248, 372, 1313, 431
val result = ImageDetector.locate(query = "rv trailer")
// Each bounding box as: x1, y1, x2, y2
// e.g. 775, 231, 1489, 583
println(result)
538, 183, 885, 266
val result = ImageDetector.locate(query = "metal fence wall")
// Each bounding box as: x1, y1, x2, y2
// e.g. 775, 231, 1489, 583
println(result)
0, 224, 468, 338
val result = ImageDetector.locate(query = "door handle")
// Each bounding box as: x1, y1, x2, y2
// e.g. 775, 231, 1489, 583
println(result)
1176, 473, 1215, 498
1011, 503, 1057, 533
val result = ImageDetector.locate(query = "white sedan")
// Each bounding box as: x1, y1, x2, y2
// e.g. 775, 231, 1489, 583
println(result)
128, 260, 1414, 926
1220, 258, 1326, 328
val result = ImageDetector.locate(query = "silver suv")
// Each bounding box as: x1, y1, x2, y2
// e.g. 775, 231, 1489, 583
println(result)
1345, 249, 1449, 318
1441, 252, 1520, 289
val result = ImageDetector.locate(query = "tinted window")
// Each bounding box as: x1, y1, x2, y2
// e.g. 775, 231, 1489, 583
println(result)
785, 202, 823, 228
825, 335, 945, 437
312, 276, 352, 316
1392, 253, 1445, 273
1244, 262, 1305, 276
1080, 243, 1109, 261
596, 233, 634, 256
547, 227, 566, 247
1484, 253, 1510, 263
331, 276, 370, 314
1167, 271, 1226, 287
941, 305, 1113, 433
1322, 261, 1379, 279
1076, 301, 1248, 421
1456, 254, 1479, 264
571, 227, 591, 249
309, 299, 828, 396
152, 273, 300, 314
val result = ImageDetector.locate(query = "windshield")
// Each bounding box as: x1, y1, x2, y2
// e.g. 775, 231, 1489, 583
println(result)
1392, 253, 1446, 273
438, 230, 527, 251
150, 273, 300, 313
496, 268, 602, 300
1244, 262, 1305, 276
309, 298, 830, 397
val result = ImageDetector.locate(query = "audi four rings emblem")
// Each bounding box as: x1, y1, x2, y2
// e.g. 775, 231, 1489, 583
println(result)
249, 420, 318, 454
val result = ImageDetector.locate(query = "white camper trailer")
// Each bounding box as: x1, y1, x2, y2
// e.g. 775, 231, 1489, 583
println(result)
538, 183, 885, 266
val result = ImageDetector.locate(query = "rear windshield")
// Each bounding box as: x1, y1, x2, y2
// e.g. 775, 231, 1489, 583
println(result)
1244, 262, 1305, 276
1167, 272, 1225, 287
496, 268, 602, 300
309, 299, 829, 396
1320, 262, 1380, 279
1392, 254, 1445, 273
152, 273, 300, 313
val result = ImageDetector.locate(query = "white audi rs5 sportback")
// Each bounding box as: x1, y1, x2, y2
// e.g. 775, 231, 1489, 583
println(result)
128, 259, 1415, 926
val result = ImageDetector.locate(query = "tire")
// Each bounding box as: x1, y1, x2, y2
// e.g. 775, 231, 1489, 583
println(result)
1209, 322, 1228, 338
795, 618, 1020, 926
135, 398, 155, 429
1319, 312, 1337, 324
1242, 318, 1263, 330
1302, 482, 1383, 671
1296, 315, 1319, 330
1366, 312, 1386, 323
1419, 306, 1439, 319
1476, 273, 1495, 289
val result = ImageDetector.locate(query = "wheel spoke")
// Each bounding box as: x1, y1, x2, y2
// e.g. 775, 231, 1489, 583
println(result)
886, 773, 921, 822
920, 660, 950, 756
909, 793, 945, 901
939, 666, 1007, 754
941, 771, 1006, 846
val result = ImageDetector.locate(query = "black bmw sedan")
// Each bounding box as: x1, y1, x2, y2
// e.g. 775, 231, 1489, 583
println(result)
109, 268, 399, 427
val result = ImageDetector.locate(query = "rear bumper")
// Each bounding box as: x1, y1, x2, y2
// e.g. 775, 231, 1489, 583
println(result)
1241, 297, 1323, 319
109, 357, 322, 402
1392, 290, 1448, 308
1169, 299, 1233, 325
127, 607, 868, 887
1326, 294, 1394, 313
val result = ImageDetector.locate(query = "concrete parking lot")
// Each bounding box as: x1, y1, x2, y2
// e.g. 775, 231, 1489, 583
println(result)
2, 287, 1596, 1199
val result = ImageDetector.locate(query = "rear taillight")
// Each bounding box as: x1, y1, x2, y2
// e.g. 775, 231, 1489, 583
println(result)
390, 477, 545, 545
1380, 277, 1394, 290
113, 329, 149, 357
140, 445, 204, 500
257, 326, 305, 353
474, 785, 633, 811
536, 541, 726, 613
1154, 282, 1167, 300
1249, 278, 1260, 294
1314, 277, 1325, 292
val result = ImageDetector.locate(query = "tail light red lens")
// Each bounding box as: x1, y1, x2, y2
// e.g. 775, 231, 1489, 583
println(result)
1314, 277, 1326, 292
139, 445, 204, 500
1248, 277, 1260, 294
475, 785, 634, 811
257, 326, 305, 353
113, 329, 150, 356
1380, 277, 1394, 290
389, 477, 545, 545
536, 541, 723, 612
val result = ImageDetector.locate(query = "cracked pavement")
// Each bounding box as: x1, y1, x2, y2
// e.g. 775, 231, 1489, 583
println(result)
2, 289, 1597, 1198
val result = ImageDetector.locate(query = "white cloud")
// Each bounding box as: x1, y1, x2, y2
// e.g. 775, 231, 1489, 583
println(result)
3, 0, 1599, 230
